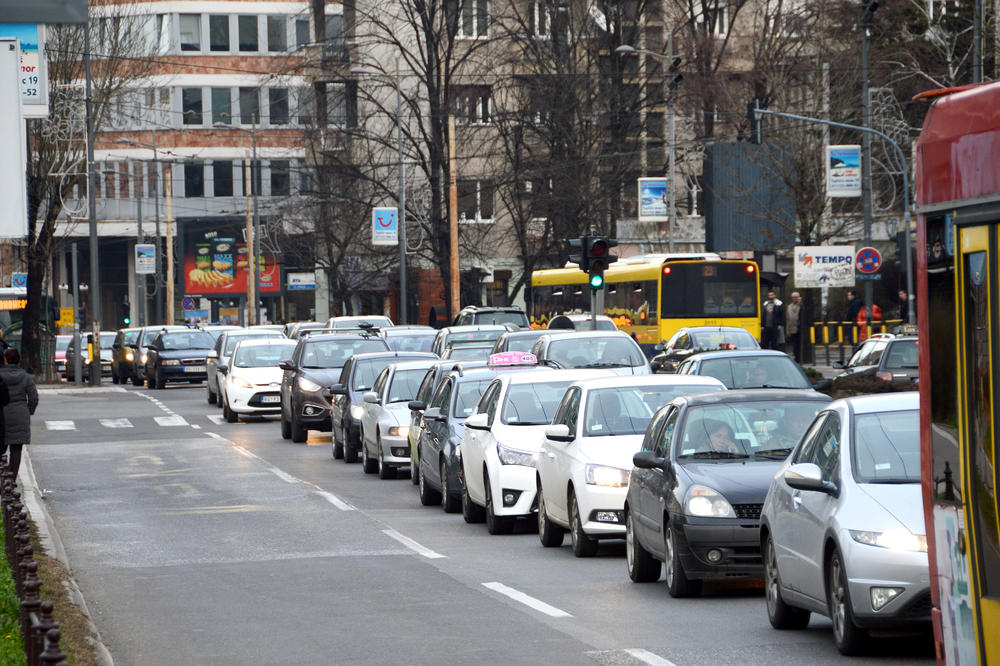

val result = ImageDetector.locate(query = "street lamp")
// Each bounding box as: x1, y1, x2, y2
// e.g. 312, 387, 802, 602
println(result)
116, 137, 164, 324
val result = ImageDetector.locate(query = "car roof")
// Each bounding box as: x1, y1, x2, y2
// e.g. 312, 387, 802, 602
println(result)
143, 325, 186, 332
233, 338, 296, 348
440, 324, 509, 334
460, 305, 524, 312
680, 388, 831, 406
504, 368, 611, 385
350, 351, 438, 362
833, 391, 918, 414
571, 374, 726, 391
331, 315, 392, 323
302, 333, 387, 343
384, 328, 436, 336
390, 359, 442, 372
556, 313, 614, 321
501, 329, 551, 338
539, 330, 631, 341
680, 326, 755, 334
688, 349, 792, 361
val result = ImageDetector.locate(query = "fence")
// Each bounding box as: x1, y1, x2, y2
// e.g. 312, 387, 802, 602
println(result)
0, 459, 68, 665
808, 318, 909, 366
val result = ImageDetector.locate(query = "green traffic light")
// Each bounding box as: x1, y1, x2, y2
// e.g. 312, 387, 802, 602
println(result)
589, 273, 604, 289
123, 317, 131, 325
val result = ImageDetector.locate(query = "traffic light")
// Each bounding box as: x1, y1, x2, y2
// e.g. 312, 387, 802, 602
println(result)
123, 315, 131, 326
568, 236, 589, 271
586, 236, 618, 291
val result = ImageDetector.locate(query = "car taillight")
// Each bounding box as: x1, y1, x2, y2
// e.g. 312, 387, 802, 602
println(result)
876, 371, 893, 381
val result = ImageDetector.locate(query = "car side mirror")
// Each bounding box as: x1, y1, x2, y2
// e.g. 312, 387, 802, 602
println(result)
279, 360, 295, 372
633, 450, 666, 469
832, 360, 845, 369
544, 424, 573, 442
653, 344, 665, 352
363, 391, 380, 405
408, 400, 427, 412
423, 407, 444, 422
217, 364, 228, 374
465, 412, 489, 430
783, 462, 837, 495
330, 384, 348, 396
813, 378, 832, 391
207, 350, 219, 359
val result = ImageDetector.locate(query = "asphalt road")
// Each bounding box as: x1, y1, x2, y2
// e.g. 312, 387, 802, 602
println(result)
29, 383, 935, 665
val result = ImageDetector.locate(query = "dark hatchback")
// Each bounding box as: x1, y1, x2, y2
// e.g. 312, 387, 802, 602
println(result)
330, 351, 438, 462
651, 326, 760, 373
625, 389, 831, 597
144, 329, 216, 388
834, 334, 919, 384
279, 333, 390, 444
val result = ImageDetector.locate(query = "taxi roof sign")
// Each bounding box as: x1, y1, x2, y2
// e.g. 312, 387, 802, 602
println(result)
488, 352, 537, 367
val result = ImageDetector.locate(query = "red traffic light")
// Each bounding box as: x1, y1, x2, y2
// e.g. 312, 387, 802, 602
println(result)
590, 240, 607, 256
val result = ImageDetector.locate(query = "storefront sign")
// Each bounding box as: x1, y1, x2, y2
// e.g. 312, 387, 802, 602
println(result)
287, 272, 316, 291
794, 245, 855, 288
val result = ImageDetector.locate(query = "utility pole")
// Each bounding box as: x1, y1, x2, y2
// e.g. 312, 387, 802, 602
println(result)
165, 166, 175, 324
71, 243, 81, 387
244, 157, 255, 326
859, 1, 875, 334
448, 114, 460, 320
396, 60, 407, 324
250, 120, 260, 325
153, 139, 162, 324
135, 166, 147, 326
84, 25, 102, 385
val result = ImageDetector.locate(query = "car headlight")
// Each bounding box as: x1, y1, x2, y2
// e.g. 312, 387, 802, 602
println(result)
231, 376, 252, 389
585, 464, 629, 487
125, 351, 134, 361
850, 529, 928, 552
163, 360, 180, 366
685, 484, 736, 518
140, 353, 148, 364
84, 357, 91, 365
388, 426, 409, 437
350, 405, 364, 420
297, 377, 322, 392
496, 443, 537, 467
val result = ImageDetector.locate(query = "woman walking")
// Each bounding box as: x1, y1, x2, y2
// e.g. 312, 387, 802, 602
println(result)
0, 348, 37, 477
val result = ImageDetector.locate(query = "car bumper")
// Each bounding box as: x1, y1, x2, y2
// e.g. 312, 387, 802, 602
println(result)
674, 515, 764, 579
575, 484, 628, 537
159, 366, 207, 381
492, 464, 537, 517
228, 385, 282, 414
841, 536, 931, 627
378, 432, 411, 466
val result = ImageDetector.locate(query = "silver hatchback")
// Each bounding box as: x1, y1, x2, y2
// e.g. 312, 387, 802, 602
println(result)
759, 392, 929, 655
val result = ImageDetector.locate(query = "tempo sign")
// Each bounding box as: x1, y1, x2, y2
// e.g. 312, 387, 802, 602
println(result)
794, 246, 856, 288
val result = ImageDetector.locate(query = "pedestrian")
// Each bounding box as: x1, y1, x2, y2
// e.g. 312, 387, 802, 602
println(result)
845, 290, 862, 344
785, 291, 803, 363
897, 289, 911, 322
761, 290, 784, 350
0, 348, 38, 478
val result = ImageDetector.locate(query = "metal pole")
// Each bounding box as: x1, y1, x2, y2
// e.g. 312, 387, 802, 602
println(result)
136, 165, 146, 326
84, 25, 101, 385
251, 122, 260, 325
153, 142, 162, 324
396, 60, 407, 324
974, 0, 983, 82
860, 2, 873, 335
72, 243, 81, 387
244, 157, 254, 326
666, 32, 676, 254
448, 114, 460, 320
165, 167, 175, 324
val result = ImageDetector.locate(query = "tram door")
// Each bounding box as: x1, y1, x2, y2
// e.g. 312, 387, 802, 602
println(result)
956, 224, 1000, 665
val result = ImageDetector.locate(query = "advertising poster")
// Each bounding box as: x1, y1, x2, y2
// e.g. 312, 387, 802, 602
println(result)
135, 243, 156, 274
0, 39, 27, 239
0, 24, 48, 117
184, 236, 280, 296
794, 245, 855, 288
372, 207, 398, 246
637, 177, 668, 222
826, 145, 861, 198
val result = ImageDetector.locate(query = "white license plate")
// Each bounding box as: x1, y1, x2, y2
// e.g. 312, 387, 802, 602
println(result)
184, 365, 206, 373
260, 395, 280, 403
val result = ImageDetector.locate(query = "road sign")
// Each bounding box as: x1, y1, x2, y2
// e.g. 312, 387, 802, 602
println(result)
181, 297, 196, 311
856, 246, 882, 274
287, 272, 316, 291
371, 207, 398, 246
56, 307, 73, 327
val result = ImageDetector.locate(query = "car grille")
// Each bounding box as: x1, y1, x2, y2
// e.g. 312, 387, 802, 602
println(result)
733, 503, 763, 520
902, 591, 933, 619
181, 358, 205, 366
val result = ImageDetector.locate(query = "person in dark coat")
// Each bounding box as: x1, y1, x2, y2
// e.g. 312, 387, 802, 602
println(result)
845, 290, 863, 345
761, 290, 785, 350
0, 348, 38, 477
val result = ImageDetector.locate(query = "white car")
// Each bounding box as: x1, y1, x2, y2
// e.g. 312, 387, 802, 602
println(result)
461, 369, 614, 534
536, 374, 726, 556
220, 338, 297, 423
207, 329, 284, 406
360, 359, 440, 479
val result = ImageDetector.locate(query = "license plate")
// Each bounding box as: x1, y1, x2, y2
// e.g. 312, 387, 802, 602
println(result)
260, 395, 280, 403
184, 365, 206, 373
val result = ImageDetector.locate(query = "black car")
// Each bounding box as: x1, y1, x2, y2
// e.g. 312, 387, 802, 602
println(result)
675, 350, 828, 391
131, 325, 188, 385
330, 351, 438, 462
279, 333, 390, 444
111, 327, 142, 384
143, 329, 216, 388
834, 333, 919, 383
489, 329, 563, 354
651, 326, 760, 373
430, 325, 510, 357
625, 389, 831, 597
453, 306, 530, 329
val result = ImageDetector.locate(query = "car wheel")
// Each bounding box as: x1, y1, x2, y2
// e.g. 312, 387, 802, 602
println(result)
333, 435, 344, 459
441, 459, 460, 512
665, 522, 701, 598
410, 444, 419, 484
343, 423, 359, 463
828, 547, 868, 655
378, 437, 397, 480
485, 472, 514, 535
224, 400, 238, 423
462, 476, 485, 523
569, 491, 598, 557
154, 370, 165, 390
280, 411, 291, 440
133, 374, 144, 387
418, 454, 442, 506
146, 371, 155, 389
626, 509, 661, 582
112, 371, 120, 385
765, 534, 811, 629
207, 383, 217, 405
537, 484, 565, 547
361, 432, 378, 474
290, 413, 307, 443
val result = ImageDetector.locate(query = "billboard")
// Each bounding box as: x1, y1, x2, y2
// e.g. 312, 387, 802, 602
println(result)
0, 24, 47, 117
0, 39, 27, 239
135, 243, 156, 274
794, 246, 855, 288
637, 178, 668, 222
184, 237, 280, 296
826, 145, 861, 198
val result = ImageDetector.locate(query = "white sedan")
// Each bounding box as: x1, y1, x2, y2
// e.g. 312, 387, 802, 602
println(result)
360, 359, 440, 479
220, 338, 297, 423
536, 374, 726, 556
461, 369, 614, 534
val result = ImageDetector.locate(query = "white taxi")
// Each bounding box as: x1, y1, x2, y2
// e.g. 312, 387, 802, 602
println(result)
220, 338, 297, 423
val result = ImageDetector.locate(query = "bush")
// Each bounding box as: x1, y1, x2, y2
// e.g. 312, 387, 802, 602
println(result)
0, 525, 26, 666
827, 374, 914, 399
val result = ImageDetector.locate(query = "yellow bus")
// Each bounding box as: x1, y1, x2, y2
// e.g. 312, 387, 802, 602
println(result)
529, 253, 761, 351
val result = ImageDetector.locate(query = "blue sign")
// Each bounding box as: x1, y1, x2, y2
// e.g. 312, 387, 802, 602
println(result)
637, 178, 668, 222
856, 246, 882, 274
11, 273, 26, 289
181, 297, 196, 310
372, 207, 398, 246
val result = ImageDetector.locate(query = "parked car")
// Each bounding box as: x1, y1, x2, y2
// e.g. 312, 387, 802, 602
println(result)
359, 359, 441, 479
218, 338, 297, 422
110, 328, 142, 384
207, 329, 284, 406
760, 392, 927, 655
330, 351, 438, 461
381, 326, 437, 353
834, 333, 919, 384
250, 324, 285, 334
440, 344, 494, 361
131, 325, 188, 385
651, 326, 760, 373
625, 389, 831, 597
325, 315, 394, 331
53, 334, 71, 379
199, 324, 243, 342
536, 375, 726, 556
453, 305, 530, 329
285, 322, 327, 340
460, 368, 614, 534
490, 329, 564, 355
430, 325, 510, 357
675, 350, 828, 391
66, 331, 115, 382
546, 314, 618, 331
143, 329, 216, 388
531, 331, 651, 375
279, 333, 390, 443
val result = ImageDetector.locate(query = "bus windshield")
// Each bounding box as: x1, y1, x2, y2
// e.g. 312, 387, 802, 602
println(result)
661, 263, 757, 318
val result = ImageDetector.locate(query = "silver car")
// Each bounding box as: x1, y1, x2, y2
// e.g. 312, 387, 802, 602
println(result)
760, 392, 928, 655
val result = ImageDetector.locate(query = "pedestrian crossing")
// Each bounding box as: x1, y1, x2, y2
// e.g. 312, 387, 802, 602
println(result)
43, 413, 278, 432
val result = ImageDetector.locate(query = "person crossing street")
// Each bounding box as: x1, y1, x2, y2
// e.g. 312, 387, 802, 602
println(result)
761, 290, 785, 350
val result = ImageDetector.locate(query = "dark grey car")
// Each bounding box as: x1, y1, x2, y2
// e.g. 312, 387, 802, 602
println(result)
834, 334, 919, 384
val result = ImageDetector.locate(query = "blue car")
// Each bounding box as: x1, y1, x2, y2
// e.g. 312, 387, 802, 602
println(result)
144, 329, 216, 389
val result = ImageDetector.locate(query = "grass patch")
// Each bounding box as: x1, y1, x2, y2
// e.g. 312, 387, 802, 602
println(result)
0, 523, 27, 666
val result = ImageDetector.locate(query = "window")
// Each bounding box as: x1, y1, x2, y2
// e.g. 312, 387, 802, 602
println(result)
450, 0, 489, 38
324, 15, 346, 57
270, 160, 290, 196
296, 87, 314, 124
267, 16, 287, 51
184, 162, 204, 198
209, 15, 229, 51
269, 88, 289, 125
454, 85, 491, 125
298, 160, 313, 193
457, 179, 494, 221
326, 84, 347, 126
240, 87, 260, 124
431, 379, 452, 417
654, 408, 678, 458
179, 14, 201, 51
208, 88, 230, 125
154, 15, 170, 54
801, 413, 841, 482
295, 18, 310, 47
245, 159, 262, 196
182, 87, 203, 125
555, 387, 581, 434
699, 4, 728, 36
213, 161, 233, 197
238, 15, 259, 51
529, 1, 550, 38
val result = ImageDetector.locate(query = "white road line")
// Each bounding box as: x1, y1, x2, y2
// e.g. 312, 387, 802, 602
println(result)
233, 446, 255, 458
232, 446, 301, 484
623, 649, 678, 666
481, 582, 571, 618
314, 490, 354, 511
99, 418, 132, 428
206, 414, 226, 425
190, 424, 202, 430
154, 415, 188, 427
206, 431, 227, 441
45, 421, 76, 431
382, 529, 446, 559
269, 468, 298, 484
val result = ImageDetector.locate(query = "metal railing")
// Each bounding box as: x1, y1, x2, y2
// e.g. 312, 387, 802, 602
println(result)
809, 319, 908, 366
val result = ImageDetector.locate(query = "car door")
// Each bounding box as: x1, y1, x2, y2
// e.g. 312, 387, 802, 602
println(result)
281, 342, 300, 417
208, 335, 224, 392
332, 360, 353, 441
364, 368, 390, 449
539, 387, 581, 524
421, 377, 453, 487
461, 379, 499, 504
630, 407, 672, 547
644, 406, 680, 558
145, 334, 162, 375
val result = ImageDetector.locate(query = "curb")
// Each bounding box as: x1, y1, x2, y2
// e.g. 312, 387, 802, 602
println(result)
19, 448, 115, 666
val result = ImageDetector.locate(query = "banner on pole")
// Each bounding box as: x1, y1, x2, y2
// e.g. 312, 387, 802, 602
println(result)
0, 39, 27, 239
372, 207, 398, 246
826, 145, 862, 198
637, 178, 668, 222
135, 244, 156, 274
0, 25, 47, 117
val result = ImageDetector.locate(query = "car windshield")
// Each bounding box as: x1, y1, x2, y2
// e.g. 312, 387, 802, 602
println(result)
501, 381, 574, 425
446, 330, 504, 347
676, 401, 824, 461
853, 409, 920, 483
584, 384, 725, 437
698, 356, 810, 389
123, 330, 140, 345
387, 369, 428, 403
353, 358, 398, 391
159, 331, 215, 350
300, 339, 388, 369
100, 332, 116, 347
547, 337, 645, 368
473, 312, 527, 327
453, 379, 493, 419
504, 334, 545, 352
234, 343, 295, 367
225, 332, 282, 355
847, 339, 888, 368
55, 337, 71, 351
882, 340, 919, 370
386, 334, 435, 352
443, 346, 492, 361
690, 330, 758, 350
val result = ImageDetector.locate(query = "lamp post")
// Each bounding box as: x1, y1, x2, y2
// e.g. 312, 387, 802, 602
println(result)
84, 25, 102, 384
116, 137, 163, 323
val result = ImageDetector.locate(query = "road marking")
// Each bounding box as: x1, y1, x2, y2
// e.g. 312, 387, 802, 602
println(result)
190, 424, 202, 430
481, 582, 572, 618
269, 467, 298, 484
313, 490, 355, 511
233, 446, 301, 484
206, 414, 226, 425
154, 415, 188, 427
622, 649, 677, 666
161, 504, 269, 515
45, 420, 76, 431
206, 432, 227, 441
382, 529, 445, 559
99, 418, 132, 428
